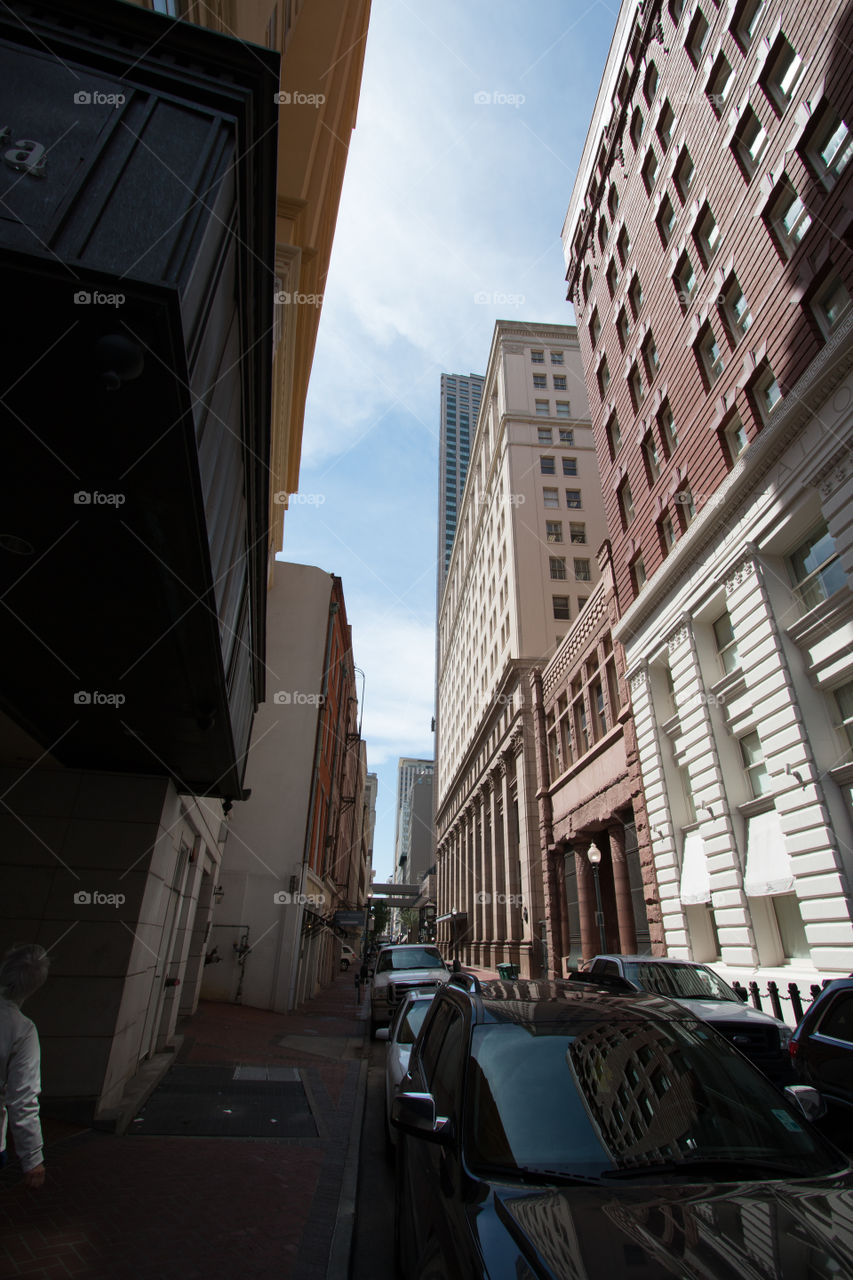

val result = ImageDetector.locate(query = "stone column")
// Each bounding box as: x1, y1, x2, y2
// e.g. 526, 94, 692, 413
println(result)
492, 764, 508, 952
576, 844, 597, 962
502, 750, 523, 943
609, 821, 637, 954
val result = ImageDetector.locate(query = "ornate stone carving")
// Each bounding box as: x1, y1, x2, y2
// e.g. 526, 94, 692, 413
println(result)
665, 617, 691, 653
724, 553, 757, 595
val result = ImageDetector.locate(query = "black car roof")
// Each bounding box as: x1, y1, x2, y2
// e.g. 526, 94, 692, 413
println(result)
440, 976, 693, 1026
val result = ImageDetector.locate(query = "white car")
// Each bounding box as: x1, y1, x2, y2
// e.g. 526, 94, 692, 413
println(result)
339, 944, 357, 971
376, 990, 435, 1148
369, 943, 450, 1037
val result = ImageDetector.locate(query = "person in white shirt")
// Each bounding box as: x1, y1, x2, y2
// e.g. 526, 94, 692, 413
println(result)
0, 944, 49, 1188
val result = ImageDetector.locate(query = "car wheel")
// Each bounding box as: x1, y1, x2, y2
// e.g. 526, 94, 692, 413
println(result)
340, 958, 350, 971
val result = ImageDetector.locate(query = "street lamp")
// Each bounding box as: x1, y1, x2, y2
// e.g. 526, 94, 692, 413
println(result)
587, 841, 607, 954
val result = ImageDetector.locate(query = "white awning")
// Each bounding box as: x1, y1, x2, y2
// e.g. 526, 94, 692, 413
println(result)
744, 807, 794, 897
680, 829, 711, 905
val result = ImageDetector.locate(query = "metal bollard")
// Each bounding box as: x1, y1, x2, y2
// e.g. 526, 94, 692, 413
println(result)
788, 982, 804, 1023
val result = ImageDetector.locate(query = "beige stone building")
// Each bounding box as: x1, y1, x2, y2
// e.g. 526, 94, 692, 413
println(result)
435, 321, 603, 975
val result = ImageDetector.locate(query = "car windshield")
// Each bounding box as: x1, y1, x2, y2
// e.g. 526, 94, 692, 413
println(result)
626, 962, 738, 1002
376, 947, 445, 973
395, 1000, 432, 1046
465, 1013, 843, 1182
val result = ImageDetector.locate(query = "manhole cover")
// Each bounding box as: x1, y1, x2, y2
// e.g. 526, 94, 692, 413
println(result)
130, 1065, 316, 1138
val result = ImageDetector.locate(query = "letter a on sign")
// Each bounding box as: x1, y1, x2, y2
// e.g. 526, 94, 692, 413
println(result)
4, 138, 47, 177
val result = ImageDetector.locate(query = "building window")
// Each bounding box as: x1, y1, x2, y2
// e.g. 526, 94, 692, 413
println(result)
607, 184, 619, 219
617, 225, 631, 266
582, 268, 592, 305
572, 676, 591, 754
531, 349, 545, 364
541, 456, 556, 475
803, 103, 853, 188
538, 427, 553, 444
769, 181, 813, 259
553, 595, 571, 620
642, 332, 660, 383
597, 359, 610, 398
739, 729, 771, 797
643, 430, 661, 483
658, 400, 678, 455
543, 487, 559, 508
833, 682, 853, 754
694, 203, 720, 267
659, 513, 677, 553
598, 217, 608, 252
642, 148, 659, 195
761, 33, 801, 114
619, 477, 635, 527
720, 276, 752, 342
550, 350, 564, 365
553, 375, 567, 391
562, 457, 578, 477
732, 0, 763, 50
657, 194, 677, 246
812, 274, 852, 339
628, 362, 645, 410
629, 274, 644, 317
674, 252, 697, 311
752, 362, 782, 421
656, 99, 675, 152
732, 106, 768, 179
546, 520, 563, 543
674, 146, 695, 201
533, 373, 547, 389
550, 556, 567, 580
616, 305, 632, 349
787, 521, 846, 612
631, 555, 648, 594
574, 558, 591, 582
686, 7, 710, 66
570, 522, 586, 544
669, 0, 684, 26
566, 490, 582, 509
631, 107, 644, 148
725, 412, 749, 460
588, 308, 601, 348
713, 610, 740, 674
644, 60, 659, 105
697, 324, 725, 386
559, 428, 574, 443
606, 412, 622, 458
606, 259, 619, 297
707, 52, 733, 115
535, 398, 551, 416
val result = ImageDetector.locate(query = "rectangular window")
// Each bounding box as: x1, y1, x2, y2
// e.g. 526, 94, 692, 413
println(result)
788, 521, 846, 611
657, 195, 677, 246
558, 428, 574, 443
538, 427, 553, 444
697, 325, 725, 385
656, 100, 675, 152
553, 375, 567, 390
598, 359, 610, 397
620, 478, 635, 526
707, 53, 733, 115
753, 363, 782, 420
834, 681, 853, 753
549, 557, 567, 580
674, 253, 697, 311
762, 34, 801, 114
659, 401, 678, 454
533, 374, 547, 388
562, 457, 578, 476
694, 203, 720, 266
813, 274, 852, 339
629, 362, 645, 410
574, 558, 591, 582
546, 520, 563, 543
686, 8, 709, 65
674, 146, 695, 201
616, 305, 632, 349
629, 275, 644, 317
632, 555, 647, 593
540, 456, 556, 475
713, 610, 740, 674
566, 490, 582, 509
721, 277, 752, 340
607, 412, 622, 458
535, 399, 550, 416
732, 0, 763, 50
642, 332, 660, 382
589, 307, 601, 347
739, 729, 771, 797
531, 350, 545, 364
807, 105, 853, 187
643, 431, 661, 482
550, 351, 564, 365
543, 487, 559, 509
556, 402, 572, 420
725, 412, 749, 459
553, 595, 571, 620
570, 522, 586, 544
617, 225, 631, 265
768, 183, 812, 256
659, 513, 677, 552
642, 147, 659, 196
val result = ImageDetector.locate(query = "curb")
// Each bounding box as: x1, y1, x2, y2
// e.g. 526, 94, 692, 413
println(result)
326, 1052, 369, 1279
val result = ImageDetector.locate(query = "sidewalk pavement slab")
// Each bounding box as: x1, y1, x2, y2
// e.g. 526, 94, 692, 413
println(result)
0, 972, 370, 1280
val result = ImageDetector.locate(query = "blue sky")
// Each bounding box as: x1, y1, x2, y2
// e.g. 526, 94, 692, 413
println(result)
276, 0, 619, 881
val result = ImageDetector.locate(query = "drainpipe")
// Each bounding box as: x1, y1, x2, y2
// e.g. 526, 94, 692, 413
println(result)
285, 591, 338, 1010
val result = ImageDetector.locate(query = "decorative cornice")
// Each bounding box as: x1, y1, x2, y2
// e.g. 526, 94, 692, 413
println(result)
724, 549, 759, 595
665, 616, 691, 653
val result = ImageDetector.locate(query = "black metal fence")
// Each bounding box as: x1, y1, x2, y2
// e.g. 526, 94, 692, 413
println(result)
731, 979, 831, 1024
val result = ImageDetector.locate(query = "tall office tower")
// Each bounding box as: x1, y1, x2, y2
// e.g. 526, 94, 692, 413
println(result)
435, 322, 600, 976
394, 759, 435, 886
438, 373, 484, 590
562, 0, 853, 986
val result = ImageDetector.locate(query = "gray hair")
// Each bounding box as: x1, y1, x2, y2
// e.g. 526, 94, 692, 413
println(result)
0, 944, 50, 1005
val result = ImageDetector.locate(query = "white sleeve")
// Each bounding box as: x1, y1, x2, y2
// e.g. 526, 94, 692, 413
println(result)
6, 1022, 44, 1172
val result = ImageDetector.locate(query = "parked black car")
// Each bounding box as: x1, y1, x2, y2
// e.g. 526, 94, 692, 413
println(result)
790, 976, 853, 1135
392, 976, 853, 1280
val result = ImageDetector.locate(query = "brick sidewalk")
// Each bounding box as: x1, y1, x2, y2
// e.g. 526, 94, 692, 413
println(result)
0, 973, 369, 1280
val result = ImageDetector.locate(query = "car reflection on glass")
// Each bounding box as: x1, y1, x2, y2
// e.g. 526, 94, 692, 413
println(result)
392, 978, 853, 1279
376, 990, 435, 1151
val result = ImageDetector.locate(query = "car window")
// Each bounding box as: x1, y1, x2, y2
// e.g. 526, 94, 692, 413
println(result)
396, 1000, 431, 1046
631, 962, 737, 1001
378, 947, 445, 972
419, 1001, 455, 1083
428, 1009, 465, 1119
817, 992, 853, 1044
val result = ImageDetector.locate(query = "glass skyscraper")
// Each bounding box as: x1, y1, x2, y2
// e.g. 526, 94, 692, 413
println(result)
437, 372, 484, 590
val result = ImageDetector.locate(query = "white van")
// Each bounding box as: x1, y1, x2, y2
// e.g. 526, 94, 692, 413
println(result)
339, 944, 357, 971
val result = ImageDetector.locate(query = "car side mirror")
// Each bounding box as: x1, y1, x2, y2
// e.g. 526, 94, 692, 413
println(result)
784, 1084, 826, 1123
375, 1027, 389, 1042
391, 1091, 451, 1144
